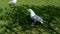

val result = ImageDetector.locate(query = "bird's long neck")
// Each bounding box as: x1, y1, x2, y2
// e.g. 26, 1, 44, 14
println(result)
30, 11, 35, 16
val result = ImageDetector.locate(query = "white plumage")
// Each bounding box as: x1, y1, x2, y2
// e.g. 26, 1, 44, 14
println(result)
8, 0, 17, 6
27, 9, 44, 26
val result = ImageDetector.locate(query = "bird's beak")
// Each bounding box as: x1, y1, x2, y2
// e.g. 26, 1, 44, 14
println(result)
27, 9, 30, 12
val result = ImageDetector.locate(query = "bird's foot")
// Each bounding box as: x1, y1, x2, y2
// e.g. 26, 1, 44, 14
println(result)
32, 22, 35, 27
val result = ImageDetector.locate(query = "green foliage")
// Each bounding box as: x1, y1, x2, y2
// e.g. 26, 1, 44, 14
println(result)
1, 0, 60, 8
0, 5, 60, 34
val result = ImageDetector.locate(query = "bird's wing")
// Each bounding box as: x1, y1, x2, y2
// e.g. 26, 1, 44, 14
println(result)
31, 15, 42, 22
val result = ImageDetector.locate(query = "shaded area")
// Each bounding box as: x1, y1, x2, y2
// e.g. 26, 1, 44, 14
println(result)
0, 5, 60, 34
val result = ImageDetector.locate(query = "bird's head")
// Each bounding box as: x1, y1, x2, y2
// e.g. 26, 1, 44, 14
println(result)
27, 9, 34, 13
27, 9, 31, 12
27, 9, 35, 14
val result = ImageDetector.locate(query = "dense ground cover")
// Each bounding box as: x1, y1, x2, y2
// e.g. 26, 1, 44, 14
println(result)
0, 0, 60, 34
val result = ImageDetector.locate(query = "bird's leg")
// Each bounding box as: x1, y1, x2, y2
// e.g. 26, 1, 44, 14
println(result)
32, 20, 36, 26
13, 4, 15, 7
34, 20, 36, 23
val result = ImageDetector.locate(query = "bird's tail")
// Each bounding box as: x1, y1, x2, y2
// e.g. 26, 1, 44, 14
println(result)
40, 20, 46, 24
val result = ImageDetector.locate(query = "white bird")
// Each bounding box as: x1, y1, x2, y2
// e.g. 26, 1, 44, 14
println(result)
8, 0, 17, 6
27, 9, 44, 26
